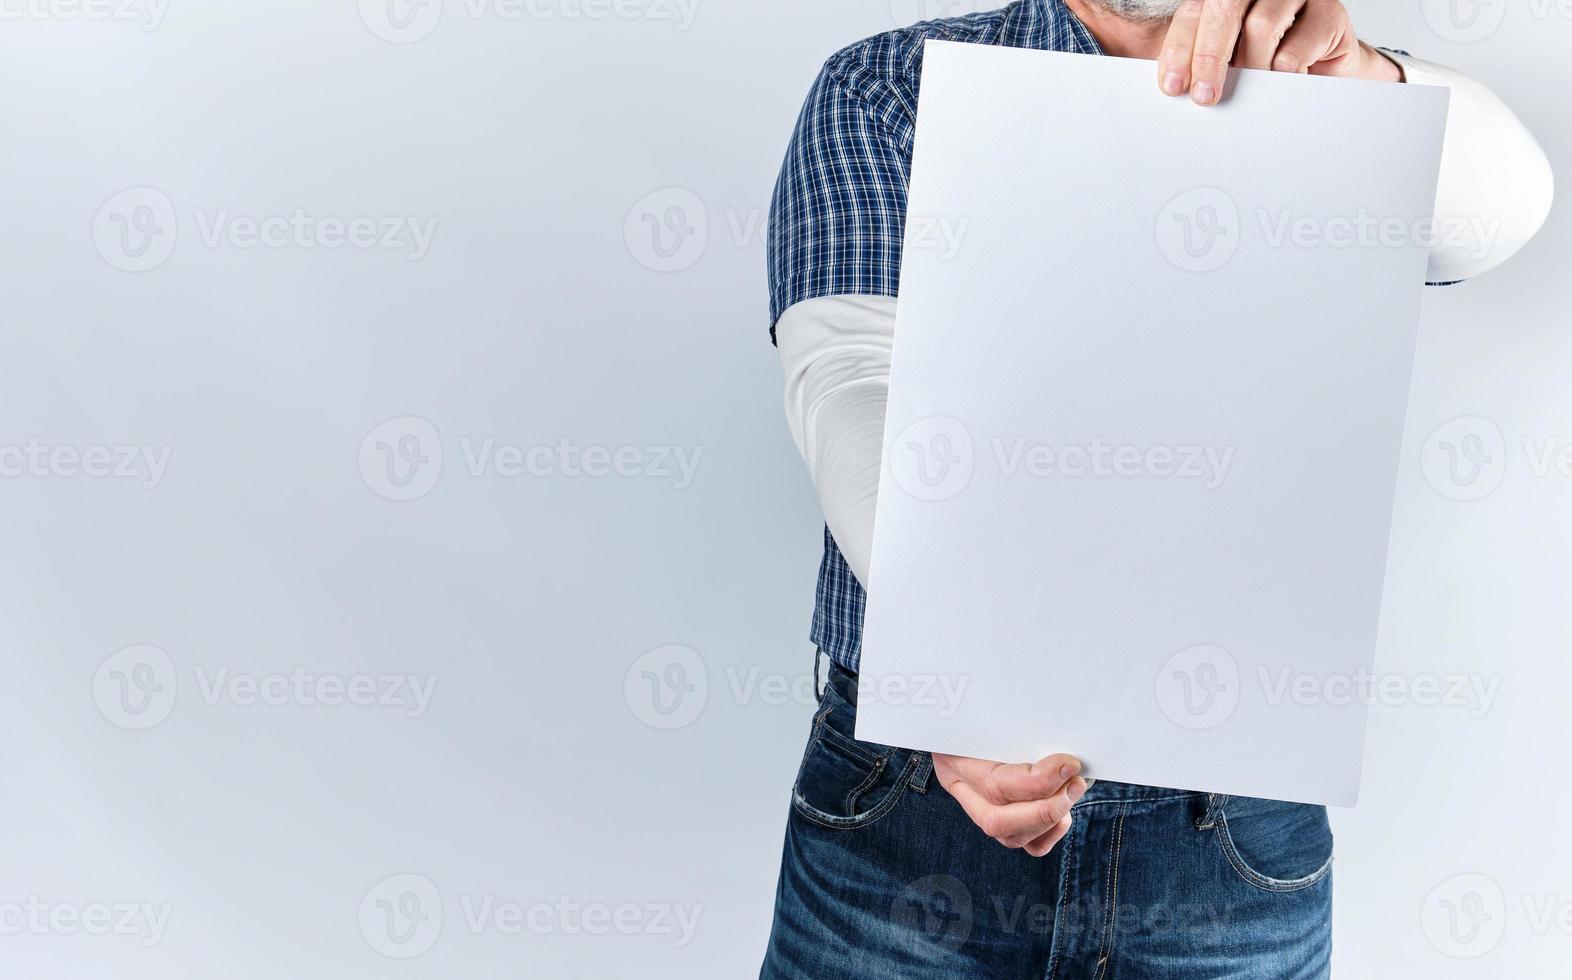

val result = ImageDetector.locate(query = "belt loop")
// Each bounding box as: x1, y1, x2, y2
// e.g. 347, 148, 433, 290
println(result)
813, 648, 824, 700
1196, 793, 1230, 831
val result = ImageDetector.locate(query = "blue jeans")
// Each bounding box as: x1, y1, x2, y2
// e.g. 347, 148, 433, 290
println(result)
760, 659, 1334, 979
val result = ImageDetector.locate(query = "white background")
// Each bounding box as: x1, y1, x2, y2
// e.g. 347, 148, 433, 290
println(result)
0, 0, 1565, 976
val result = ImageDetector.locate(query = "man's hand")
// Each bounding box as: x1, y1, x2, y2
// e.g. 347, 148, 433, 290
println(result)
1157, 0, 1402, 106
932, 752, 1088, 858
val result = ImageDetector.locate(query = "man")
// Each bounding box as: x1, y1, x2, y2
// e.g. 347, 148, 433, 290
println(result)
759, 0, 1552, 976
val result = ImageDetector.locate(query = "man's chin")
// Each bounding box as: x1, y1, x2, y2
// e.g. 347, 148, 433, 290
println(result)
1080, 0, 1187, 21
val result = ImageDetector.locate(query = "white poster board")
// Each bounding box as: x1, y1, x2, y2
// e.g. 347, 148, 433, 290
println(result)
855, 41, 1449, 806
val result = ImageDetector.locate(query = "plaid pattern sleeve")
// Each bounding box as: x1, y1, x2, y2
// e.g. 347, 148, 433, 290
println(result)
764, 0, 1101, 672
766, 53, 918, 343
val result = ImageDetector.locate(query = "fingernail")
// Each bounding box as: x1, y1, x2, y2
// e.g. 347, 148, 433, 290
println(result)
1192, 81, 1216, 105
1058, 763, 1078, 780
1067, 778, 1088, 804
1162, 70, 1186, 95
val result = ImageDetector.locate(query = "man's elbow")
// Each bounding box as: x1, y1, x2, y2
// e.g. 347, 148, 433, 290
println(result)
1428, 108, 1555, 284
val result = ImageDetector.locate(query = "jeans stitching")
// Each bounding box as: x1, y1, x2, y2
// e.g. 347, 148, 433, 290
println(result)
791, 753, 921, 831
1214, 811, 1334, 893
1092, 804, 1128, 979
1045, 812, 1080, 980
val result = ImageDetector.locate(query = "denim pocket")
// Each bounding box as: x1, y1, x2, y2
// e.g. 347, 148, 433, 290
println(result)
1213, 797, 1335, 893
790, 684, 920, 831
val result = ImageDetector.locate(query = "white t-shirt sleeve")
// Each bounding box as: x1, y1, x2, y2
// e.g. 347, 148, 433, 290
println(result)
1382, 51, 1554, 283
776, 294, 897, 589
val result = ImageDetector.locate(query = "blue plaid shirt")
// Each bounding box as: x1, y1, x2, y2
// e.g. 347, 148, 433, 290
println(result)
766, 0, 1102, 672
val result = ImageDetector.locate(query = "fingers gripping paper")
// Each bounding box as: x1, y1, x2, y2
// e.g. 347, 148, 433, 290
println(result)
854, 41, 1449, 807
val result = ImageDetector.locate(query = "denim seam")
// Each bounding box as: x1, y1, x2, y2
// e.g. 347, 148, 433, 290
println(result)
1092, 804, 1128, 980
812, 710, 884, 768
1045, 812, 1080, 980
1076, 793, 1196, 810
1214, 811, 1335, 893
843, 755, 887, 814
791, 753, 920, 831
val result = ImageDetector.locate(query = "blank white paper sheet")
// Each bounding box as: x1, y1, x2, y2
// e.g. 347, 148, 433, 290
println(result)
855, 41, 1450, 807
